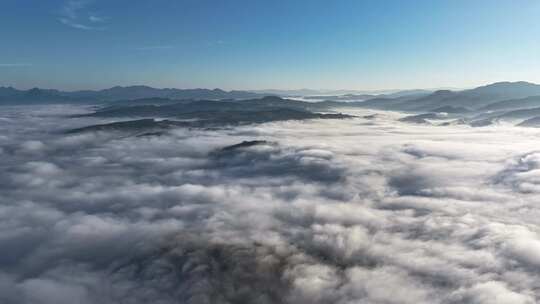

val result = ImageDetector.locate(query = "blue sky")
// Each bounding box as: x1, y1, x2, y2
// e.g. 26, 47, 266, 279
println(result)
1, 0, 539, 90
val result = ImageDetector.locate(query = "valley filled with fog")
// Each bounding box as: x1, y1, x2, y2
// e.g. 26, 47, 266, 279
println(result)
1, 101, 540, 304
4, 0, 540, 302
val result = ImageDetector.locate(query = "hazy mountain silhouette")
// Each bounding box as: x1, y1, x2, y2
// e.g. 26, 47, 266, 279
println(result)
517, 116, 540, 127
68, 86, 262, 101
303, 94, 378, 101
5, 82, 540, 126
352, 95, 421, 109
495, 107, 540, 120
250, 88, 430, 98
361, 82, 540, 111
480, 95, 540, 112
430, 105, 470, 113
302, 90, 430, 102
0, 86, 263, 105
0, 87, 90, 104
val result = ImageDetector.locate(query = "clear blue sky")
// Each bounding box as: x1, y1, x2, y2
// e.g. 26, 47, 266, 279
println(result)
1, 0, 539, 91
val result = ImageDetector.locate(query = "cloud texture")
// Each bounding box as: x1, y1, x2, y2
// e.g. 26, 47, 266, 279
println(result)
1, 105, 540, 303
58, 0, 106, 30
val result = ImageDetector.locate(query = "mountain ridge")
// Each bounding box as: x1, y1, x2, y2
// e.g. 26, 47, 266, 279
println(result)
2, 81, 540, 109
364, 81, 540, 111
0, 86, 264, 104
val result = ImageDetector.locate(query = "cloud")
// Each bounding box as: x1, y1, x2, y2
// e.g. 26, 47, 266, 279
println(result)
1, 106, 540, 303
135, 45, 175, 51
88, 15, 105, 23
58, 0, 107, 30
0, 63, 32, 67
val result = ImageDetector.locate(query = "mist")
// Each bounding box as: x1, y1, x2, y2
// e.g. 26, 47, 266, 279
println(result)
0, 104, 539, 304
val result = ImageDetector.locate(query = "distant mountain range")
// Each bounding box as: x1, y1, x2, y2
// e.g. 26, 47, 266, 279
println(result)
0, 85, 431, 105
370, 81, 540, 112
250, 89, 382, 96
0, 86, 263, 105
0, 85, 433, 105
11, 80, 538, 134
251, 88, 432, 97
3, 82, 540, 118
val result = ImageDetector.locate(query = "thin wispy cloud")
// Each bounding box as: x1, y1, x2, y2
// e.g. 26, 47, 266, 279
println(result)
88, 15, 105, 23
0, 63, 32, 67
205, 40, 226, 47
58, 0, 107, 30
135, 45, 175, 51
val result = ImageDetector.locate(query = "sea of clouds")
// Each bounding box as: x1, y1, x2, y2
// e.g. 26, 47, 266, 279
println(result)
1, 105, 540, 303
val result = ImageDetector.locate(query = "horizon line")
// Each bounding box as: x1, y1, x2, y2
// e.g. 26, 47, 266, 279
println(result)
1, 80, 539, 94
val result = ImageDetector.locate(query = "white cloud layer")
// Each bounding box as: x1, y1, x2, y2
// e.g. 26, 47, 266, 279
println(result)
1, 105, 540, 303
